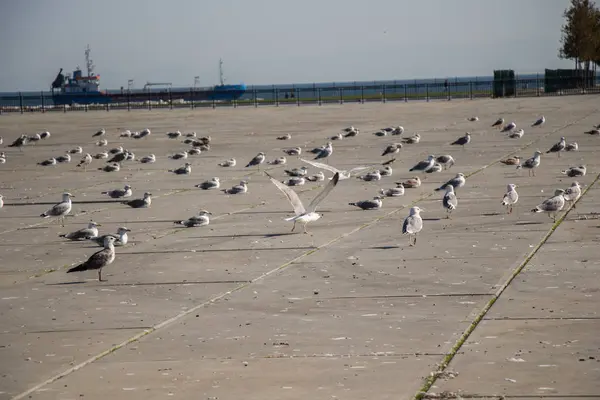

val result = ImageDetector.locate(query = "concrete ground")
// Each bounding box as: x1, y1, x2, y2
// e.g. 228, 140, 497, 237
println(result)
0, 97, 599, 400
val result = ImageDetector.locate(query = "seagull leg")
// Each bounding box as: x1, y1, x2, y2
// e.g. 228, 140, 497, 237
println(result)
291, 221, 296, 232
303, 223, 309, 234
98, 269, 104, 282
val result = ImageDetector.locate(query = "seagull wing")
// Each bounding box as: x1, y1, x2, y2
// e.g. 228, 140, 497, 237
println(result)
307, 173, 340, 213
348, 166, 372, 174
300, 158, 341, 174
265, 172, 306, 216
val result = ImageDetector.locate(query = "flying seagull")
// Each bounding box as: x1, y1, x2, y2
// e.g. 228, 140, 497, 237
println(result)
265, 171, 340, 233
67, 236, 116, 281
300, 158, 369, 180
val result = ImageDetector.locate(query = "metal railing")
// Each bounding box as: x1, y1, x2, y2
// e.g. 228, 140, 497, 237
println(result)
1, 76, 599, 114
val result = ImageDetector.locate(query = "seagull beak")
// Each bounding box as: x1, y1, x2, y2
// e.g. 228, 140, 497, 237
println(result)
96, 223, 102, 226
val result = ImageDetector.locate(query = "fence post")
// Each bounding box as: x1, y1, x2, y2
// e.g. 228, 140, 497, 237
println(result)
19, 92, 23, 114
41, 91, 45, 113
147, 89, 152, 111
404, 84, 407, 102
361, 86, 364, 103
169, 89, 173, 110
297, 89, 300, 107
63, 103, 67, 113
318, 88, 322, 106
106, 95, 110, 112
254, 89, 258, 108
127, 90, 131, 111
536, 74, 540, 97
426, 84, 429, 102
339, 88, 343, 104
382, 85, 386, 103
190, 88, 194, 109
469, 81, 473, 99
275, 88, 279, 107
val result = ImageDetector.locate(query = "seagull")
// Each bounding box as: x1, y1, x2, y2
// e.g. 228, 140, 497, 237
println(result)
0, 152, 5, 164
531, 189, 565, 222
167, 131, 182, 139
134, 128, 152, 139
391, 126, 404, 135
28, 133, 41, 144
467, 116, 479, 122
222, 180, 248, 194
399, 176, 421, 188
0, 194, 3, 209
283, 147, 302, 156
38, 157, 57, 166
185, 131, 197, 138
265, 171, 340, 233
217, 158, 236, 167
40, 192, 74, 226
283, 176, 306, 186
300, 158, 369, 180
546, 137, 566, 157
314, 142, 333, 161
285, 167, 308, 177
277, 133, 292, 140
306, 171, 325, 182
585, 128, 600, 135
67, 236, 116, 282
246, 152, 266, 170
491, 118, 504, 128
358, 170, 382, 181
379, 166, 393, 176
379, 183, 405, 197
531, 116, 545, 127
90, 227, 131, 247
343, 128, 359, 138
170, 151, 188, 160
409, 155, 435, 173
123, 192, 152, 208
565, 142, 578, 152
349, 196, 383, 210
425, 163, 443, 174
92, 128, 106, 137
500, 156, 521, 166
107, 151, 128, 163
99, 162, 121, 172
402, 206, 424, 246
442, 185, 458, 218
435, 173, 466, 191
517, 151, 542, 176
435, 155, 455, 169
175, 210, 211, 227
563, 181, 582, 209
401, 133, 421, 144
330, 133, 343, 140
120, 130, 132, 138
140, 154, 156, 163
508, 129, 524, 139
0, 137, 2, 145
109, 146, 124, 155
373, 130, 387, 137
382, 143, 402, 158
69, 146, 83, 154
561, 165, 586, 177
267, 156, 287, 165
40, 131, 51, 139
102, 185, 132, 199
196, 177, 220, 190
501, 184, 519, 214
56, 153, 71, 163
59, 221, 101, 241
96, 139, 108, 146
94, 152, 109, 159
451, 132, 471, 148
501, 122, 517, 133
169, 162, 192, 175
77, 153, 93, 171
8, 135, 28, 151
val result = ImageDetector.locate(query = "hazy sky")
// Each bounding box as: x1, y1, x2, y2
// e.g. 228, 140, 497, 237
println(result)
0, 0, 573, 91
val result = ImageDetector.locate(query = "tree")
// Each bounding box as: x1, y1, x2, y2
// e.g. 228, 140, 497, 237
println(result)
559, 0, 599, 72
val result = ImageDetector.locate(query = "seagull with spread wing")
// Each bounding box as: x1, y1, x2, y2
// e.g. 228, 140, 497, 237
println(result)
300, 158, 370, 180
265, 171, 340, 233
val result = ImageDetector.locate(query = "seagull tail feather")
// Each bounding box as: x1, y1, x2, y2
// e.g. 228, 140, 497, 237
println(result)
67, 263, 88, 273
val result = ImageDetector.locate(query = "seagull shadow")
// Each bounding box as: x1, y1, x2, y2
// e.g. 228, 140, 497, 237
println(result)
481, 212, 502, 217
515, 221, 544, 226
370, 245, 400, 250
422, 218, 442, 222
46, 281, 87, 286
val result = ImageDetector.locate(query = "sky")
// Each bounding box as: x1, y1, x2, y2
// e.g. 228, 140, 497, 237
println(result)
0, 0, 575, 91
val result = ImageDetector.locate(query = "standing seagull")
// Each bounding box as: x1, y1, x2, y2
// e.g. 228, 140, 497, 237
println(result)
517, 151, 542, 176
531, 116, 545, 127
409, 155, 436, 173
402, 206, 424, 246
501, 184, 519, 214
314, 142, 333, 162
67, 236, 116, 282
382, 143, 402, 159
265, 171, 340, 233
40, 192, 74, 226
563, 181, 582, 209
531, 189, 565, 222
435, 173, 466, 192
9, 135, 28, 151
59, 221, 101, 241
436, 155, 455, 169
123, 192, 152, 208
442, 185, 458, 218
546, 137, 566, 158
451, 132, 471, 148
246, 152, 266, 170
76, 153, 93, 171
300, 158, 369, 180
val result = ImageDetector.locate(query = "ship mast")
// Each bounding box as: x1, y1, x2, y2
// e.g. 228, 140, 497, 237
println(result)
219, 58, 225, 86
85, 45, 95, 77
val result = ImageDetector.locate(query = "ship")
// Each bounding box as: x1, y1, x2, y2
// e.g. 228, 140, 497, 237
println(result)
51, 46, 247, 105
